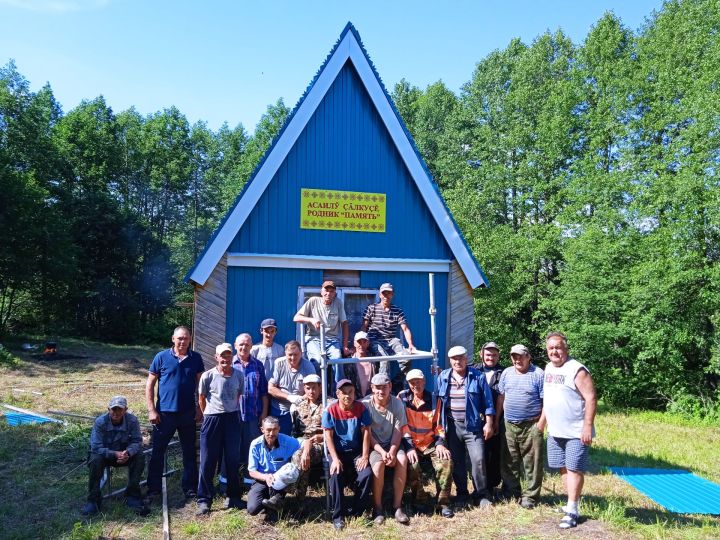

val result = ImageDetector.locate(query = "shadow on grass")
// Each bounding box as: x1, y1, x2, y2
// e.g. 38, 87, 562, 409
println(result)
538, 443, 720, 532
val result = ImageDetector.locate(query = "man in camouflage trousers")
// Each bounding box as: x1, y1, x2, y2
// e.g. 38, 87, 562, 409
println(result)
399, 369, 454, 518
290, 373, 325, 503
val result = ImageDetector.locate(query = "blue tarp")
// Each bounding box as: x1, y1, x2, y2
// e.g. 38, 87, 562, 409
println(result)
609, 467, 720, 515
3, 411, 53, 426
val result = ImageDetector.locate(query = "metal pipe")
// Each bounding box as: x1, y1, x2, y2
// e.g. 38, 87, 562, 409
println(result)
319, 324, 331, 519
325, 352, 433, 365
103, 470, 177, 499
429, 272, 438, 373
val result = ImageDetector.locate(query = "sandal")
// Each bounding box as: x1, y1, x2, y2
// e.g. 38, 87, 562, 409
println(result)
559, 512, 578, 529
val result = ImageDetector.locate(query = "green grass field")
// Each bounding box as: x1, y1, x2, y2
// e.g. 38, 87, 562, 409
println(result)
0, 338, 718, 539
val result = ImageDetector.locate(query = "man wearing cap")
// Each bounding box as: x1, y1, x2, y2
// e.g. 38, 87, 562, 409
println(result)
247, 416, 301, 515
539, 332, 597, 529
251, 318, 285, 383
196, 343, 246, 515
398, 369, 454, 518
323, 379, 373, 530
361, 283, 416, 389
496, 344, 544, 509
343, 331, 375, 398
363, 372, 411, 525
289, 373, 324, 505
436, 345, 496, 509
82, 396, 145, 515
268, 340, 318, 435
146, 326, 205, 500
231, 333, 268, 480
477, 341, 506, 498
294, 280, 350, 383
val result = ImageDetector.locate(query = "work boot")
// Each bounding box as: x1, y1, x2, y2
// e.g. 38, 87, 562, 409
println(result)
262, 493, 283, 511
126, 495, 149, 515
81, 501, 99, 516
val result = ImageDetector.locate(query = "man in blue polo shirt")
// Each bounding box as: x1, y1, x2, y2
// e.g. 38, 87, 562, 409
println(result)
145, 326, 205, 500
496, 344, 544, 509
246, 416, 301, 515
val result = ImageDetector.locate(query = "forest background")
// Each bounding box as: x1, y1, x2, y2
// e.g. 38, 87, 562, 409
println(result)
1, 0, 719, 416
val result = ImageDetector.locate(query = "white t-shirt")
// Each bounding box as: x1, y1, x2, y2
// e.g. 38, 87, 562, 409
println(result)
543, 359, 595, 440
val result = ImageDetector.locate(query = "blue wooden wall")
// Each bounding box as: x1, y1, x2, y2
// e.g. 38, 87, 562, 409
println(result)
229, 61, 452, 260
226, 267, 447, 390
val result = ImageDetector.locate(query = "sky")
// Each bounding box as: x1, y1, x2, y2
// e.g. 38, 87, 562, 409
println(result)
1, 0, 665, 133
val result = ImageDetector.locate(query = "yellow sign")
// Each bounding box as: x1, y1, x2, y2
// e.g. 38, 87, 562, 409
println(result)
300, 188, 386, 233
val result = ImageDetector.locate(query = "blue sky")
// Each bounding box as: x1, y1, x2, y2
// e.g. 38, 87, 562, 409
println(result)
1, 0, 663, 132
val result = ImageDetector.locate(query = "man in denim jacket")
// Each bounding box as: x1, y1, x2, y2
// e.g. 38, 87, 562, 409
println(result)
436, 345, 495, 509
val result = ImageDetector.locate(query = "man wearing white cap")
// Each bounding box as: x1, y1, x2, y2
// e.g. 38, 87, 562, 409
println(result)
398, 369, 454, 518
497, 344, 544, 509
82, 396, 144, 516
196, 343, 245, 515
361, 283, 416, 390
436, 345, 495, 509
289, 373, 324, 504
343, 330, 375, 398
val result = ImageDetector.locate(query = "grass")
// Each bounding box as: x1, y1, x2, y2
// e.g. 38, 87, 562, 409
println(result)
0, 338, 719, 539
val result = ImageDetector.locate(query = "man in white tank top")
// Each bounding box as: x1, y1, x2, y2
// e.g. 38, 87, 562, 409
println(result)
537, 332, 596, 529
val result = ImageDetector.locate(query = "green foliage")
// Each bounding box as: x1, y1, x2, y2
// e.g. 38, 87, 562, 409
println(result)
0, 344, 19, 367
65, 521, 103, 540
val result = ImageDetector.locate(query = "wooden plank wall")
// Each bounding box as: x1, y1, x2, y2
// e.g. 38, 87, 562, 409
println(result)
193, 254, 227, 369
448, 259, 475, 363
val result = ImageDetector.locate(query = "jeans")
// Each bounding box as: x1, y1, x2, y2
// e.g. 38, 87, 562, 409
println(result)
87, 451, 144, 504
446, 418, 489, 500
305, 336, 344, 382
147, 409, 197, 494
198, 412, 241, 506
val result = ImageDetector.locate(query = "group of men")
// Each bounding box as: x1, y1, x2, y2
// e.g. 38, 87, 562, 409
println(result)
81, 280, 596, 531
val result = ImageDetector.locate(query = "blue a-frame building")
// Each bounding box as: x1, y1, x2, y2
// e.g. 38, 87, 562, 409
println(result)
186, 24, 488, 382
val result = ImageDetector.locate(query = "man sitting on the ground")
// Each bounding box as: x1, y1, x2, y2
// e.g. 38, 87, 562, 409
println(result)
247, 416, 301, 516
289, 373, 324, 506
399, 369, 454, 518
323, 379, 373, 530
82, 396, 145, 516
363, 372, 410, 525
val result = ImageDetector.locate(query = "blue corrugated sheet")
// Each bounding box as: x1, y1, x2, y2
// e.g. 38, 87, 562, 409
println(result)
230, 62, 452, 260
4, 411, 53, 426
609, 467, 720, 515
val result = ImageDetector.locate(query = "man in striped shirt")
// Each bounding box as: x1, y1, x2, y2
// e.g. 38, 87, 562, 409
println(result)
436, 345, 495, 509
496, 344, 544, 509
361, 283, 416, 392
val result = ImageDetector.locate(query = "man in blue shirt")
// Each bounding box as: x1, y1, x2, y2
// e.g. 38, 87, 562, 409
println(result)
436, 345, 495, 509
145, 326, 205, 500
247, 416, 301, 515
